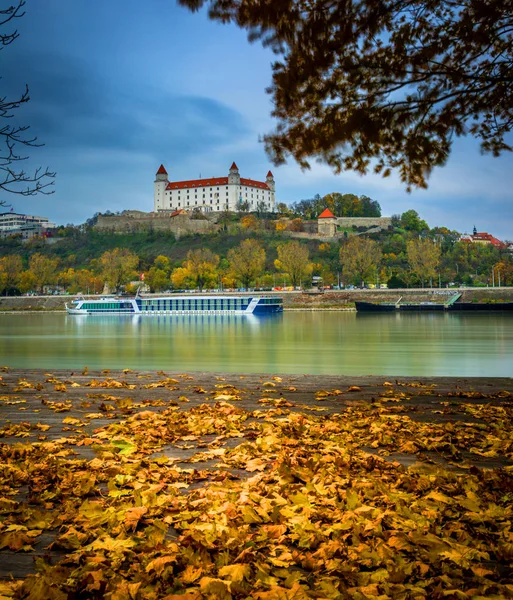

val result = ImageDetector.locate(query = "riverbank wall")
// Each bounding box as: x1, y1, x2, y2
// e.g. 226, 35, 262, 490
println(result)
1, 287, 512, 312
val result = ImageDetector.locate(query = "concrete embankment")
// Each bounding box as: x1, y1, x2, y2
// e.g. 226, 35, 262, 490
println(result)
0, 287, 512, 312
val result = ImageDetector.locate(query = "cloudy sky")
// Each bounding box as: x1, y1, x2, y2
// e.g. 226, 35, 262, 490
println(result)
3, 0, 513, 239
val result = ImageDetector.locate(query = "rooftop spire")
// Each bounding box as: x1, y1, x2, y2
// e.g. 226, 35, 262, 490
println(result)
156, 164, 168, 175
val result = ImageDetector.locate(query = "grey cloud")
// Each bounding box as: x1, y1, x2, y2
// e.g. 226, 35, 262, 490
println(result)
4, 50, 250, 162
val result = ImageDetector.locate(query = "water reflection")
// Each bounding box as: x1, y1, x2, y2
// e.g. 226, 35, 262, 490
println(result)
0, 312, 511, 376
69, 313, 273, 330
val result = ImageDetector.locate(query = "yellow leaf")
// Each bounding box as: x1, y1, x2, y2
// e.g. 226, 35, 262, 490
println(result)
425, 491, 453, 504
62, 417, 82, 426
199, 577, 231, 599
346, 489, 359, 510
440, 548, 470, 568
124, 506, 148, 530
245, 458, 267, 472
214, 394, 241, 401
218, 563, 251, 582
387, 535, 410, 551
181, 564, 203, 584
471, 566, 494, 577
85, 535, 136, 553
0, 581, 17, 599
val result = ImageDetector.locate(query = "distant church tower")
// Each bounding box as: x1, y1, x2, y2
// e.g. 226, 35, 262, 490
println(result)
154, 164, 169, 212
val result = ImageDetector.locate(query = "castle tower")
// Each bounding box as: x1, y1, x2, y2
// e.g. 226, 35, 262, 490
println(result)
154, 164, 169, 212
265, 170, 275, 192
228, 161, 241, 185
318, 208, 337, 237
266, 170, 276, 211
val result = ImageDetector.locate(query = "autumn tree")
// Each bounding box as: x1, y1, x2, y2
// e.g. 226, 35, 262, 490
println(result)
99, 248, 139, 292
1, 1, 55, 199
57, 268, 103, 294
340, 237, 381, 286
170, 267, 194, 290
493, 261, 513, 286
400, 210, 429, 233
276, 202, 290, 216
17, 269, 36, 294
0, 254, 23, 294
179, 0, 513, 189
275, 241, 311, 287
146, 267, 169, 292
291, 194, 381, 219
181, 248, 220, 291
145, 255, 171, 292
153, 255, 170, 272
241, 214, 259, 231
288, 218, 304, 232
28, 253, 59, 293
227, 239, 266, 289
407, 239, 442, 287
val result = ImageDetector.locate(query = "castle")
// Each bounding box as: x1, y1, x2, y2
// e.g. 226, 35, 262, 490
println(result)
154, 162, 276, 214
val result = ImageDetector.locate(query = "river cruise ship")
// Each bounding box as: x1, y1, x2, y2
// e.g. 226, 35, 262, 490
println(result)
66, 294, 283, 316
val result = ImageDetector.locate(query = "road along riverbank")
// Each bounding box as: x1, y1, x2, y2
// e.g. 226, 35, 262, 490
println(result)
0, 367, 512, 596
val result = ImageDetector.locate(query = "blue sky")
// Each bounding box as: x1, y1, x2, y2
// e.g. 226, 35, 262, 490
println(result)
3, 0, 513, 240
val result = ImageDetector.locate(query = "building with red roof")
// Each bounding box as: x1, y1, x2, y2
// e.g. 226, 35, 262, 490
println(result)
460, 232, 507, 249
154, 162, 275, 213
317, 208, 337, 236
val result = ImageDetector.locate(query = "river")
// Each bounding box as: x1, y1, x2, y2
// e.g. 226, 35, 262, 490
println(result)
0, 312, 511, 376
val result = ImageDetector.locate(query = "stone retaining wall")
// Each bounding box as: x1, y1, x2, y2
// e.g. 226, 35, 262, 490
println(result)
335, 217, 392, 228
95, 213, 219, 238
1, 288, 512, 312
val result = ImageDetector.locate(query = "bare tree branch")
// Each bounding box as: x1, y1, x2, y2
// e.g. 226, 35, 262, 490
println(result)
0, 0, 55, 205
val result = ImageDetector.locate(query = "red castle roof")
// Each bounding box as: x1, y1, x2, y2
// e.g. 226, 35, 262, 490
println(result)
166, 177, 229, 190
267, 170, 274, 178
318, 208, 336, 219
166, 176, 270, 191
240, 177, 269, 190
230, 162, 239, 170
156, 164, 167, 175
